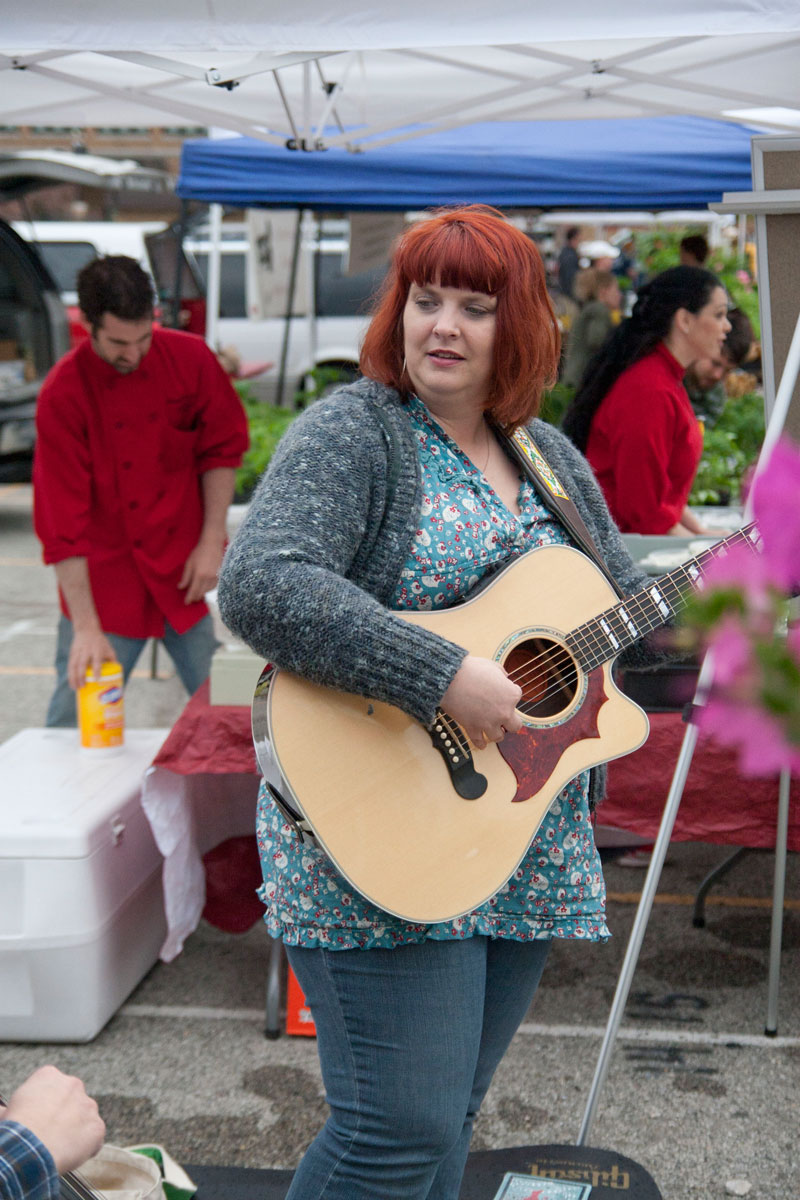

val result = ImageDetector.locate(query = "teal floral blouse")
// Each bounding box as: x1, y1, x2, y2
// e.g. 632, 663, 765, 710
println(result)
255, 395, 610, 948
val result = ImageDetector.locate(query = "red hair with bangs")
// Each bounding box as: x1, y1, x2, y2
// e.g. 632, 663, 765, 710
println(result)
359, 205, 560, 430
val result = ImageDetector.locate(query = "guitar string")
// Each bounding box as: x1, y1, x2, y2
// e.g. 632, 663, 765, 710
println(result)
500, 559, 699, 699
504, 567, 701, 710
60, 1172, 98, 1200
504, 525, 757, 697
448, 527, 758, 724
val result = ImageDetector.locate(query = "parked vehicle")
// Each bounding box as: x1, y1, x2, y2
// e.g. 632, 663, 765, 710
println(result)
14, 215, 386, 405
12, 219, 207, 342
0, 221, 70, 481
183, 216, 386, 403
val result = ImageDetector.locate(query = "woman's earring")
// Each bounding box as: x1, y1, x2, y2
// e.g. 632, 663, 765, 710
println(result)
401, 355, 408, 378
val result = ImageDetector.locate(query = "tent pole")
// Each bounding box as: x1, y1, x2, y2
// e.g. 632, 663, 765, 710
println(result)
171, 199, 189, 330
579, 308, 800, 1144
277, 211, 302, 407
577, 704, 704, 1145
302, 210, 318, 399
204, 202, 223, 351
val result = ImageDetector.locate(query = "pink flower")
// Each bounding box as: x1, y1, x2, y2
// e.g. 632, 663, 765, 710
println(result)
702, 540, 771, 603
707, 616, 754, 686
752, 438, 800, 592
684, 436, 800, 777
787, 623, 800, 661
697, 696, 800, 776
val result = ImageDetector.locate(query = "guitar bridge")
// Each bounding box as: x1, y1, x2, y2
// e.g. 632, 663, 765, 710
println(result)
429, 711, 487, 800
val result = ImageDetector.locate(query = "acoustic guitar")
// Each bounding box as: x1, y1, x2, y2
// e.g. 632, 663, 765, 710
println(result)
252, 525, 759, 924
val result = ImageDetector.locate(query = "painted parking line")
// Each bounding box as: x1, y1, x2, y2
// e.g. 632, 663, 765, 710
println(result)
121, 1003, 266, 1022
0, 619, 36, 642
608, 890, 800, 910
0, 558, 41, 566
116, 1003, 800, 1047
514, 1021, 800, 1048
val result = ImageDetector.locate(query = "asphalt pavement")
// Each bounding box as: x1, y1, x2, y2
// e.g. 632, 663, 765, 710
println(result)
1, 481, 798, 1200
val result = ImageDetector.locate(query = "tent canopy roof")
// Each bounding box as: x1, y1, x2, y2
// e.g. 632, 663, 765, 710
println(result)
177, 116, 756, 212
1, 4, 800, 147
5, 0, 800, 53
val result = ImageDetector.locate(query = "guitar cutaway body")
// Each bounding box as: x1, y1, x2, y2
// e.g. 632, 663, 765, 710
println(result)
266, 545, 650, 923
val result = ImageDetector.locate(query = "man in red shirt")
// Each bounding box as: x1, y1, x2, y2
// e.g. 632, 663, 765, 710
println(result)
34, 255, 249, 726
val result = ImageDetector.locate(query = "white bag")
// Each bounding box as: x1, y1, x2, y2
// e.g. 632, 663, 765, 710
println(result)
75, 1144, 165, 1200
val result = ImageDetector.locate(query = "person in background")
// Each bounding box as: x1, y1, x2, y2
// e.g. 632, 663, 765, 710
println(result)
562, 266, 730, 536
679, 233, 710, 268
684, 307, 755, 427
556, 225, 581, 299
218, 205, 666, 1200
578, 239, 620, 274
33, 255, 249, 726
0, 1066, 105, 1200
611, 231, 646, 293
562, 268, 622, 388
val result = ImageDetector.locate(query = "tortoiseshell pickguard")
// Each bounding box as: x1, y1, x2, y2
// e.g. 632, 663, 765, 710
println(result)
499, 667, 607, 802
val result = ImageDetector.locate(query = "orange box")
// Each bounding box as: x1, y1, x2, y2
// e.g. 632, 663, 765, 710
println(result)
286, 966, 317, 1036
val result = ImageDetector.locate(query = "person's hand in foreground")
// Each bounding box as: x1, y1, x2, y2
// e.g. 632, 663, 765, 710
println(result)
1, 1065, 105, 1175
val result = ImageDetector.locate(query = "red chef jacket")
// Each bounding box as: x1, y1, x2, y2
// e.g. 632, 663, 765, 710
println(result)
34, 327, 249, 638
585, 342, 703, 535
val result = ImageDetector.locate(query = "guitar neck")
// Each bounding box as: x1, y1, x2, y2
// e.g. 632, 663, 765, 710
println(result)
565, 523, 761, 671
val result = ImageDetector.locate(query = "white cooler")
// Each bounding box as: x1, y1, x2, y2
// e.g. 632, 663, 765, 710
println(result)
0, 728, 168, 1042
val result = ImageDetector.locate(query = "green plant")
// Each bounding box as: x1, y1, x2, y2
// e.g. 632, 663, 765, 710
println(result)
632, 226, 760, 338
690, 390, 765, 505
233, 366, 359, 501
293, 364, 359, 408
539, 380, 575, 428
234, 383, 299, 501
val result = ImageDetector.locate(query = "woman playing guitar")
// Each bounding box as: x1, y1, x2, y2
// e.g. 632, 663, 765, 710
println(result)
218, 206, 671, 1200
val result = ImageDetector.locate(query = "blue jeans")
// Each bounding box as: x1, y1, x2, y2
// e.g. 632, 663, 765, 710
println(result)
45, 613, 218, 727
285, 935, 550, 1200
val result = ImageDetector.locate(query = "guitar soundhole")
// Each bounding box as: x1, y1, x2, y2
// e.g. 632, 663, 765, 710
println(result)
504, 636, 579, 720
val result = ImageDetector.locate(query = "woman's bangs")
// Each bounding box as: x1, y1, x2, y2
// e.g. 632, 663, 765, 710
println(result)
401, 225, 506, 296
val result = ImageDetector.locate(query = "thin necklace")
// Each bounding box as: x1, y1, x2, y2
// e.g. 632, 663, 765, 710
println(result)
479, 421, 492, 473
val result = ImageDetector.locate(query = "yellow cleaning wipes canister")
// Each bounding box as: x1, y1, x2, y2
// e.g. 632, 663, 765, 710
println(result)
78, 661, 125, 750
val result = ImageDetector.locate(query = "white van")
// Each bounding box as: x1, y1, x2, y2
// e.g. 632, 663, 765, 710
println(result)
14, 216, 386, 405
11, 220, 165, 306
183, 215, 386, 404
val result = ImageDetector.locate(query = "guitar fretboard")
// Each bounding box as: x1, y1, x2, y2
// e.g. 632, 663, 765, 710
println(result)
565, 523, 761, 671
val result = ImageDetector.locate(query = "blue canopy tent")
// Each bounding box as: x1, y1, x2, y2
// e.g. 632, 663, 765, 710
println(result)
177, 115, 756, 211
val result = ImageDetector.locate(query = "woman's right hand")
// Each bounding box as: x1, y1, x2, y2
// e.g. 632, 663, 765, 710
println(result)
440, 655, 523, 749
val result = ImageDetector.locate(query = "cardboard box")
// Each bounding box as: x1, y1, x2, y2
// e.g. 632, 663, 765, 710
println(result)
0, 728, 169, 1041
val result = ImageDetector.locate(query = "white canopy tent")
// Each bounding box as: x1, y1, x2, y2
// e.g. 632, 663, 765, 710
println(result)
2, 2, 800, 147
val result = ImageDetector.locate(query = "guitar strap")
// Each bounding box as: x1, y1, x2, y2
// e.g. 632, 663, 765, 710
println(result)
499, 425, 625, 600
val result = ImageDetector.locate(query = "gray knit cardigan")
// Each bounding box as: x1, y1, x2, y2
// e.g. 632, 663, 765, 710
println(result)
218, 378, 663, 803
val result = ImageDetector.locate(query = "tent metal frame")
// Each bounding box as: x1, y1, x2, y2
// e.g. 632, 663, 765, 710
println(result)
2, 31, 800, 150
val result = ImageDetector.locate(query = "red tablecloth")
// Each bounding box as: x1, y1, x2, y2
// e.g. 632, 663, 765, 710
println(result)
154, 680, 262, 934
599, 712, 800, 852
153, 680, 257, 776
